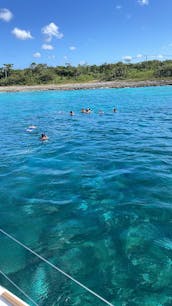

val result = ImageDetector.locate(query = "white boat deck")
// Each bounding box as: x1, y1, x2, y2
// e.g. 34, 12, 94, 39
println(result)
0, 286, 29, 306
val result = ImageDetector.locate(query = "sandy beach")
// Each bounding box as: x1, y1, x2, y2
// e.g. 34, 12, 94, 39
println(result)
0, 79, 172, 92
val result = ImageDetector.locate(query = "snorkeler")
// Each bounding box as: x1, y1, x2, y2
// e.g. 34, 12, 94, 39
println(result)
85, 108, 91, 114
70, 111, 75, 116
40, 133, 48, 141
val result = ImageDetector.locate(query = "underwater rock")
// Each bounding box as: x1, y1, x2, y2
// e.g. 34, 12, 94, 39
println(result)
130, 252, 172, 293
121, 223, 158, 256
0, 238, 26, 274
40, 204, 59, 214
132, 293, 172, 306
151, 257, 172, 290
94, 238, 116, 266
61, 247, 83, 275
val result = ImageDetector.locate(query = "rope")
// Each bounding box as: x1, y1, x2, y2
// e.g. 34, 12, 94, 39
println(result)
0, 229, 114, 306
0, 269, 38, 306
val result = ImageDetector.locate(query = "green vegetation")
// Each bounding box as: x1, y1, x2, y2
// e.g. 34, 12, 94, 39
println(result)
1, 60, 172, 86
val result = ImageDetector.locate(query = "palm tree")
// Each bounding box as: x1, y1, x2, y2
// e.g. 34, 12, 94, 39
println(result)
3, 64, 13, 78
0, 68, 4, 79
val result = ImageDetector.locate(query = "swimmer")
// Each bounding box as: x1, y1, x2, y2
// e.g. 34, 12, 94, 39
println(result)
70, 111, 75, 116
86, 108, 91, 114
40, 133, 48, 141
81, 108, 86, 113
113, 108, 117, 113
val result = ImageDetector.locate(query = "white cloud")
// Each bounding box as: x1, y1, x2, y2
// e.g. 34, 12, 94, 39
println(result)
33, 52, 41, 58
137, 0, 149, 6
123, 56, 132, 62
69, 46, 76, 51
136, 54, 143, 59
42, 22, 63, 42
79, 60, 87, 66
42, 44, 54, 50
116, 5, 122, 10
12, 27, 33, 40
157, 54, 164, 60
0, 8, 13, 22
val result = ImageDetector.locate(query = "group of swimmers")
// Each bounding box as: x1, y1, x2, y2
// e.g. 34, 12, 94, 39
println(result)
69, 108, 92, 116
81, 108, 92, 114
69, 107, 117, 116
28, 107, 117, 141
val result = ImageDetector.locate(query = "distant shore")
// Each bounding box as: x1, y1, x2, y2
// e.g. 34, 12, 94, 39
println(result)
0, 79, 172, 92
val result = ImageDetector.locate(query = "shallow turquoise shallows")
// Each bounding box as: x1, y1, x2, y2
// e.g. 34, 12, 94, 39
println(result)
0, 86, 172, 306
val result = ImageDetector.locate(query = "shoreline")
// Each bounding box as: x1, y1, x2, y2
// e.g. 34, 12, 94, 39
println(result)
0, 79, 172, 92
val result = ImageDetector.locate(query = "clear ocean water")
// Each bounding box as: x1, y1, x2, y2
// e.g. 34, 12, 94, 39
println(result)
0, 86, 172, 306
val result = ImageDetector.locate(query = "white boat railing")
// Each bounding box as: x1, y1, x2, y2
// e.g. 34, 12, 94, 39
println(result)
0, 228, 114, 306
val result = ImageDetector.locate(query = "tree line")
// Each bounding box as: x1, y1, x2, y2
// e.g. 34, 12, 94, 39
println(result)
1, 60, 172, 86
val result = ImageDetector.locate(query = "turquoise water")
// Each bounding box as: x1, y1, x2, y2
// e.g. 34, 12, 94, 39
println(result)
0, 86, 172, 305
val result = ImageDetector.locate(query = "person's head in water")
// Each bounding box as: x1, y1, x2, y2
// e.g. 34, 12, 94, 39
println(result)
86, 108, 91, 113
113, 108, 117, 113
70, 111, 75, 116
41, 133, 48, 141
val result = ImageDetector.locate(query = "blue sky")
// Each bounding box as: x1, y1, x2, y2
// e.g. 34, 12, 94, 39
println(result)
0, 0, 172, 68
